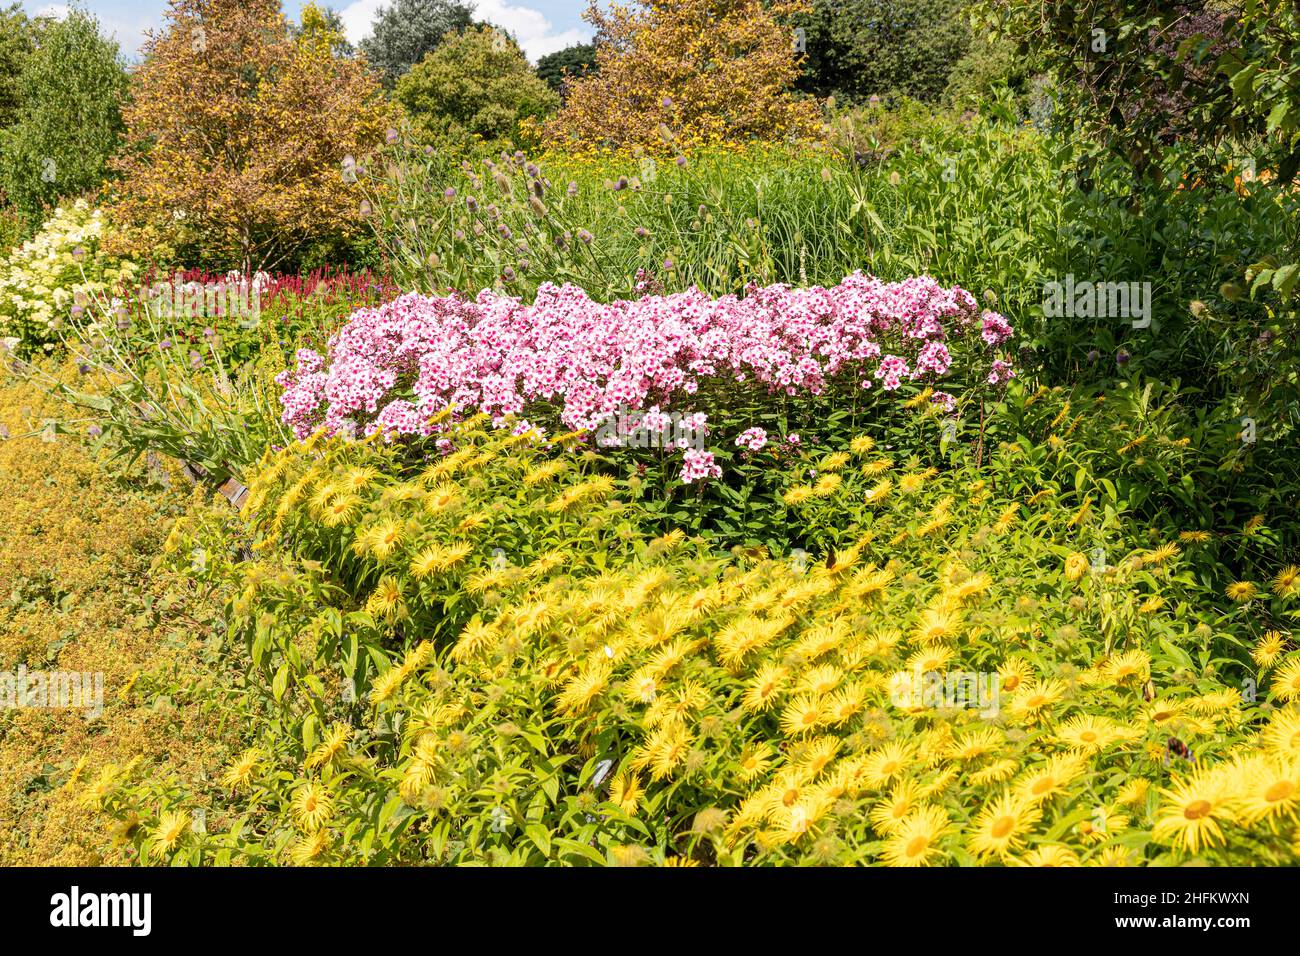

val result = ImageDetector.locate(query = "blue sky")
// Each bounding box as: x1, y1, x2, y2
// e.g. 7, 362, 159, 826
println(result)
20, 0, 593, 62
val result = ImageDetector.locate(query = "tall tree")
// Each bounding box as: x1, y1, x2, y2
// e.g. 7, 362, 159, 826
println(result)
0, 7, 128, 228
292, 2, 354, 58
396, 26, 559, 152
795, 0, 972, 104
359, 0, 477, 87
109, 0, 392, 272
545, 0, 820, 151
535, 42, 598, 95
0, 4, 39, 134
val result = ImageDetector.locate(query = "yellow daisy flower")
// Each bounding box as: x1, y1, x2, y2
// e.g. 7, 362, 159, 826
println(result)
1015, 844, 1080, 867
1273, 565, 1300, 597
1271, 657, 1300, 702
880, 805, 950, 867
1254, 631, 1288, 670
1225, 581, 1258, 603
1236, 756, 1300, 824
291, 781, 335, 833
968, 791, 1041, 859
1151, 769, 1235, 853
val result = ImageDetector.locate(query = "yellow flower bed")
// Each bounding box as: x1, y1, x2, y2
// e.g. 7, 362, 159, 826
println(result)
0, 357, 230, 864
88, 415, 1300, 866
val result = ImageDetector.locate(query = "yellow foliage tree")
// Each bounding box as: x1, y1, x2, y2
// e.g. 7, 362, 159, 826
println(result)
543, 0, 821, 152
109, 0, 392, 272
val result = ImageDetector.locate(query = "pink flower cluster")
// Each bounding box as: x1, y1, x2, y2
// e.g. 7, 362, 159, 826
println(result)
987, 359, 1016, 386
275, 273, 1014, 481
981, 312, 1014, 347
931, 390, 957, 414
735, 427, 768, 451
680, 448, 722, 484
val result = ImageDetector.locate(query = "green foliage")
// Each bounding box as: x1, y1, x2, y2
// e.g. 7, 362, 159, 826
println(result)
943, 29, 1039, 113
979, 3, 1300, 431
45, 336, 289, 489
119, 274, 394, 369
394, 26, 559, 155
982, 1, 1269, 182
32, 276, 309, 485
1002, 378, 1300, 573
796, 0, 973, 104
0, 8, 128, 231
0, 3, 38, 136
363, 113, 1061, 309
1223, 1, 1300, 179
606, 387, 995, 552
359, 0, 477, 87
535, 43, 599, 95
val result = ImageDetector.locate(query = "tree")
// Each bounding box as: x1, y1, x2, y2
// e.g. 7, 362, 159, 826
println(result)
545, 0, 820, 151
944, 29, 1037, 112
795, 0, 972, 104
535, 42, 598, 95
982, 1, 1243, 181
359, 0, 476, 87
109, 0, 392, 272
0, 8, 128, 229
0, 4, 39, 134
292, 2, 354, 58
395, 26, 559, 153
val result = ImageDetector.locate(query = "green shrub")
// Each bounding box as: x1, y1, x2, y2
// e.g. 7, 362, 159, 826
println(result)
535, 43, 598, 95
796, 0, 972, 104
943, 31, 1039, 114
1000, 378, 1300, 576
0, 8, 128, 232
394, 26, 559, 156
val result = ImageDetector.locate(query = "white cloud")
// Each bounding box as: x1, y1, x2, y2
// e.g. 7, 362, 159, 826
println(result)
338, 0, 387, 47
474, 0, 589, 61
101, 14, 165, 59
337, 0, 591, 63
33, 4, 70, 20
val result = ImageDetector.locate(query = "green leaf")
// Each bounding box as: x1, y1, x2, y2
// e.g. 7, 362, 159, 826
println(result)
1266, 100, 1291, 134
525, 822, 551, 856
272, 663, 290, 701
554, 837, 606, 865
1272, 263, 1299, 297
55, 385, 114, 412
1229, 64, 1259, 100
301, 712, 319, 754
1159, 638, 1194, 672
378, 795, 404, 831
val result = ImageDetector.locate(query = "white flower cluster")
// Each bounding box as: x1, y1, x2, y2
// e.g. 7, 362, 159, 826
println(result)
0, 200, 138, 346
